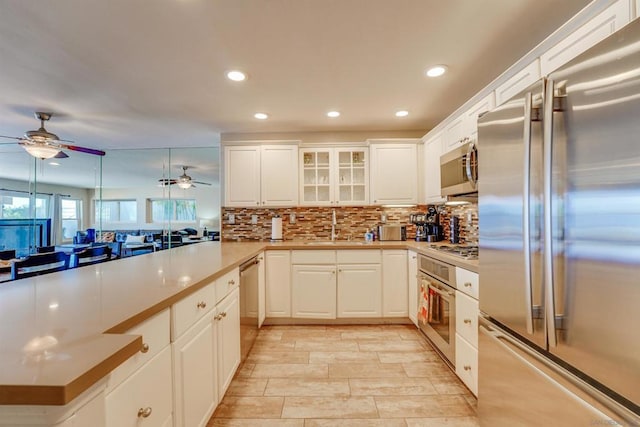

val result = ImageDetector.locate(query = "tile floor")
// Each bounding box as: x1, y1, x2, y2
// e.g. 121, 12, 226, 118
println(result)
207, 324, 478, 426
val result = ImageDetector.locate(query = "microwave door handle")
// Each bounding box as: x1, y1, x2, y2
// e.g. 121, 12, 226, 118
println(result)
523, 92, 534, 335
543, 78, 557, 348
465, 141, 477, 188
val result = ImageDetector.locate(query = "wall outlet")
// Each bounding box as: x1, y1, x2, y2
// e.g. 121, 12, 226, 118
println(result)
381, 213, 387, 223
228, 213, 235, 224
289, 213, 296, 224
251, 214, 258, 225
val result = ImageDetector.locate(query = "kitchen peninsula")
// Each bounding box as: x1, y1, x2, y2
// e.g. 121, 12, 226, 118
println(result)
0, 240, 476, 426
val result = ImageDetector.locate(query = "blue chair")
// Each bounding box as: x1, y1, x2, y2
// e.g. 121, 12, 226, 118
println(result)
70, 245, 112, 268
11, 252, 70, 280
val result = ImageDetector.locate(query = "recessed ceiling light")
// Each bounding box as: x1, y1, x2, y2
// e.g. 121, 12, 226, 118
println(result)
426, 65, 448, 77
327, 111, 340, 118
226, 70, 247, 82
395, 110, 409, 117
254, 112, 268, 120
49, 162, 60, 166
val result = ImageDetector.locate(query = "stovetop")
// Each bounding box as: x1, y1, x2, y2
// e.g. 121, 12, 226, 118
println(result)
429, 244, 478, 260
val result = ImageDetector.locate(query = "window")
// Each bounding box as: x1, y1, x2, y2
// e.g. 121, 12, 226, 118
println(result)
150, 199, 196, 222
95, 199, 137, 223
0, 192, 49, 219
61, 199, 82, 240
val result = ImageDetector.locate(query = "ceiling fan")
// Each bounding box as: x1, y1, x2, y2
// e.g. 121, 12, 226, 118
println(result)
158, 166, 212, 189
0, 111, 105, 159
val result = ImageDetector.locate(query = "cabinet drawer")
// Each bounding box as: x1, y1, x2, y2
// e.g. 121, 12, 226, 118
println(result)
336, 249, 381, 264
456, 291, 478, 348
455, 334, 478, 396
456, 267, 479, 299
106, 346, 173, 427
172, 283, 215, 340
215, 268, 239, 304
291, 250, 336, 264
108, 309, 170, 391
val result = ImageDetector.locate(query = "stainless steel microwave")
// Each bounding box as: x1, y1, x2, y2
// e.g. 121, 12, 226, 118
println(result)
440, 140, 478, 196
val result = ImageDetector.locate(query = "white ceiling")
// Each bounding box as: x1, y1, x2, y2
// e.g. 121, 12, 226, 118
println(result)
0, 0, 592, 153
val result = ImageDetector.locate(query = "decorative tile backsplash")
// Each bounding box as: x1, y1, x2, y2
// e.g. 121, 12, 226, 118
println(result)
221, 203, 478, 243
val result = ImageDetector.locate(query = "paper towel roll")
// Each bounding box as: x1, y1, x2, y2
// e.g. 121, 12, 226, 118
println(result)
271, 216, 283, 241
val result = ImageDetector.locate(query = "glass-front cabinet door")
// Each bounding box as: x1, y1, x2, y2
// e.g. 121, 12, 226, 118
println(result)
301, 149, 332, 205
299, 147, 368, 206
335, 148, 368, 205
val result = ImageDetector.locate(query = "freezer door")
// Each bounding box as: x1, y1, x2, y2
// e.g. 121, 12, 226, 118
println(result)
545, 19, 640, 411
479, 316, 634, 426
478, 80, 546, 349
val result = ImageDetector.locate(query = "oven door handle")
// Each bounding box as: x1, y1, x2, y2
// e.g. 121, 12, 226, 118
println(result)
428, 283, 455, 298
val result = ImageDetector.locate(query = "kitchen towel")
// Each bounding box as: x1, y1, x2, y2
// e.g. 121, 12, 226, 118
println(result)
271, 216, 283, 241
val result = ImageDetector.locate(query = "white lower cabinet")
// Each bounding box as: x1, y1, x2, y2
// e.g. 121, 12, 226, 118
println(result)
172, 314, 217, 427
291, 264, 337, 319
455, 334, 478, 396
407, 251, 418, 326
215, 287, 241, 397
54, 391, 106, 427
455, 278, 479, 397
105, 346, 173, 427
382, 250, 408, 317
337, 264, 382, 317
265, 250, 291, 317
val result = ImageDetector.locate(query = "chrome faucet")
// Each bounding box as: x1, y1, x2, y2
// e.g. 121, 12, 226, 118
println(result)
331, 209, 337, 241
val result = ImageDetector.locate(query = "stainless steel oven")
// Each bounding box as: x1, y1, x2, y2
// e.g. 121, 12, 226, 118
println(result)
440, 139, 478, 196
417, 254, 456, 367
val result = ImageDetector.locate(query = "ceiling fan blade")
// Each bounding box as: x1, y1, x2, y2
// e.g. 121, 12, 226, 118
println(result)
192, 181, 212, 186
54, 151, 69, 159
0, 135, 23, 141
60, 143, 106, 156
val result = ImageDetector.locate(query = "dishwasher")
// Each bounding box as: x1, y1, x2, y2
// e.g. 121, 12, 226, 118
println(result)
239, 256, 260, 362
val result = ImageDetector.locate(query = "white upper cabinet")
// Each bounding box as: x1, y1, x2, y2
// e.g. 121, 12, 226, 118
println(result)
224, 145, 261, 207
465, 93, 495, 138
443, 93, 495, 153
299, 147, 368, 206
495, 59, 541, 106
224, 144, 299, 207
369, 141, 418, 205
540, 0, 631, 76
423, 132, 445, 204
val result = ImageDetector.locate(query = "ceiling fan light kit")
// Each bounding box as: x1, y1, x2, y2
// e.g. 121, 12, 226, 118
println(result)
21, 143, 61, 159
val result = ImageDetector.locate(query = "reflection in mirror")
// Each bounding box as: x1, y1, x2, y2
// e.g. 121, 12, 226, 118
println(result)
0, 145, 220, 281
0, 144, 101, 257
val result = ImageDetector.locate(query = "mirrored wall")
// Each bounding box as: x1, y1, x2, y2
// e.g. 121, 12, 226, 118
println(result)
0, 145, 220, 257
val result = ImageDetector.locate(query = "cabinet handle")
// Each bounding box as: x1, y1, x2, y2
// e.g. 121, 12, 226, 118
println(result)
214, 313, 223, 321
412, 255, 417, 259
228, 279, 235, 285
464, 282, 472, 287
197, 301, 207, 309
464, 319, 472, 324
141, 343, 150, 353
338, 269, 342, 273
463, 365, 472, 371
256, 202, 259, 205
137, 407, 152, 418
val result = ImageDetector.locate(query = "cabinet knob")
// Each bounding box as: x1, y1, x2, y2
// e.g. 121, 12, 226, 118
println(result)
338, 269, 342, 273
137, 407, 152, 418
464, 319, 472, 324
214, 313, 223, 321
463, 365, 472, 371
197, 301, 207, 309
412, 255, 417, 259
256, 202, 259, 205
141, 343, 150, 353
464, 282, 472, 287
229, 279, 235, 285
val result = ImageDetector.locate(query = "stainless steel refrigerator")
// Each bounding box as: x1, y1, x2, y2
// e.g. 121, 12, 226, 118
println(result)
478, 19, 640, 426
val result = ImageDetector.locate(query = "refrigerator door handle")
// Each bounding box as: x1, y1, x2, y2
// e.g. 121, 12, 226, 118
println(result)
523, 92, 534, 335
543, 78, 558, 348
465, 141, 477, 188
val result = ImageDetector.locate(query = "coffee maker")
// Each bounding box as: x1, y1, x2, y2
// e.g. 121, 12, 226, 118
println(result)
410, 213, 428, 241
425, 206, 443, 242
